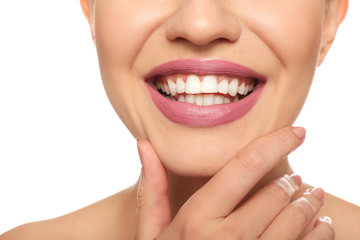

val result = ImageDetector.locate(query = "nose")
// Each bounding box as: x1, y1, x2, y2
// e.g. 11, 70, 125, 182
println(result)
166, 0, 241, 46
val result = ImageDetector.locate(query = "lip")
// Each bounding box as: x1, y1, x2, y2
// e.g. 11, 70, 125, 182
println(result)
145, 59, 266, 126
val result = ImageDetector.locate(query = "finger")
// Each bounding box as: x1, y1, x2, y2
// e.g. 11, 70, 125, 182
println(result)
303, 217, 335, 240
135, 139, 171, 240
260, 187, 325, 240
185, 126, 305, 218
224, 174, 302, 238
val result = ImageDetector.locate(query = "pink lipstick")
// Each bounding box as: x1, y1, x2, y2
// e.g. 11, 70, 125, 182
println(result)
145, 59, 266, 126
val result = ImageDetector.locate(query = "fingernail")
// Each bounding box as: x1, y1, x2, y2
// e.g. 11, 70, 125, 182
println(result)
291, 127, 306, 140
311, 187, 325, 202
320, 216, 332, 224
290, 174, 302, 187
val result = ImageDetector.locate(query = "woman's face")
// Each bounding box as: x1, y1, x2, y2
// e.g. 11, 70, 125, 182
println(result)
84, 0, 341, 176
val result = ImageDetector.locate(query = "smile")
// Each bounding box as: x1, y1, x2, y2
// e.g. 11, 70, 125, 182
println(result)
155, 74, 255, 105
145, 59, 266, 126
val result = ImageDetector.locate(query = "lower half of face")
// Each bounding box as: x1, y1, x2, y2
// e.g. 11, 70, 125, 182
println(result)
94, 0, 325, 177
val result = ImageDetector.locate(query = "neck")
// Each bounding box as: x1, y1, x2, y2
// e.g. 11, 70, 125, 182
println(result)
166, 158, 294, 218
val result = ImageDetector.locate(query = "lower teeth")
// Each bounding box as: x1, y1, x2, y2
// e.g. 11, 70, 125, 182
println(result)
158, 89, 250, 106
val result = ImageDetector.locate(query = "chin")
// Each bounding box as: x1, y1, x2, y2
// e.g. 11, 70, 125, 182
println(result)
159, 147, 235, 177
149, 124, 261, 177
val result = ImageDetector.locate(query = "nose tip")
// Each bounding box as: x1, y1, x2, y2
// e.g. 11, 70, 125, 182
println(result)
165, 1, 241, 46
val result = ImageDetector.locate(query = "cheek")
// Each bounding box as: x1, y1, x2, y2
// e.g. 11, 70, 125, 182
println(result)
94, 1, 176, 70
276, 4, 324, 119
93, 1, 154, 135
95, 3, 145, 71
241, 1, 324, 68
245, 1, 324, 124
93, 1, 177, 136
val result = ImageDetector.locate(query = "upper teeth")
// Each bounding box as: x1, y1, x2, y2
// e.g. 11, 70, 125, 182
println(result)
156, 74, 255, 97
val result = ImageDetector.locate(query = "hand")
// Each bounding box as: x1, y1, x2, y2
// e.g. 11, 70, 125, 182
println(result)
135, 127, 335, 240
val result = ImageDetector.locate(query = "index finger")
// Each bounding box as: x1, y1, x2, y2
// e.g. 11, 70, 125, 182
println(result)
186, 126, 305, 218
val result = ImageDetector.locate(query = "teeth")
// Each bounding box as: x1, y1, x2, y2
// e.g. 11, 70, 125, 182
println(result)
168, 80, 177, 96
156, 81, 162, 90
178, 94, 227, 106
185, 75, 201, 94
164, 83, 170, 95
195, 95, 203, 105
185, 94, 195, 104
201, 75, 218, 93
238, 82, 245, 95
159, 75, 254, 96
244, 84, 249, 95
248, 81, 254, 92
203, 94, 215, 105
157, 75, 256, 105
178, 95, 185, 102
176, 77, 185, 94
161, 83, 166, 93
218, 79, 229, 94
228, 78, 239, 97
214, 95, 224, 104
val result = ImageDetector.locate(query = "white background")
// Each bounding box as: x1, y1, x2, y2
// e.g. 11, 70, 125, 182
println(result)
0, 0, 359, 233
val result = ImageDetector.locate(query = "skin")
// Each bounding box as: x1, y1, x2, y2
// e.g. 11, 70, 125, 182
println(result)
1, 0, 359, 239
87, 0, 335, 178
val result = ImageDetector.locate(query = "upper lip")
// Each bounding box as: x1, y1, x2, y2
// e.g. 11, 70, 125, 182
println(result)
144, 59, 266, 83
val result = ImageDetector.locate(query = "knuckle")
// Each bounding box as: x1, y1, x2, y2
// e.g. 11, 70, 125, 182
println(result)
177, 209, 204, 239
267, 181, 291, 203
325, 224, 336, 239
303, 191, 324, 210
272, 129, 297, 154
179, 223, 201, 239
211, 226, 243, 240
213, 233, 238, 240
317, 222, 336, 240
274, 129, 293, 145
237, 148, 270, 173
210, 231, 232, 240
288, 203, 309, 226
308, 227, 335, 240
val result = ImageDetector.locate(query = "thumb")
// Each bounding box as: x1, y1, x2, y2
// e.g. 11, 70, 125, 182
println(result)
135, 139, 171, 240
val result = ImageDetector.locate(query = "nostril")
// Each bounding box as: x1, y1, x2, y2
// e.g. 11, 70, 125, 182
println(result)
167, 32, 239, 47
165, 2, 241, 46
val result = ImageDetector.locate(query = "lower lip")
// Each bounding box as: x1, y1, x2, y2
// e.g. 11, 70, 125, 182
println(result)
146, 83, 265, 126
